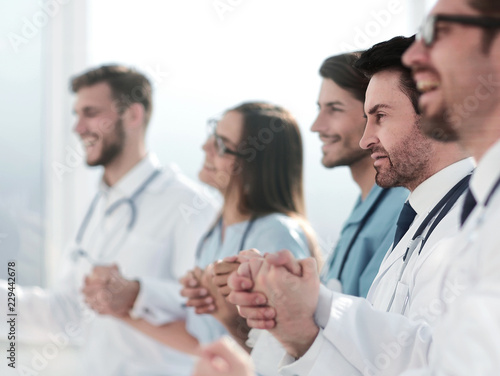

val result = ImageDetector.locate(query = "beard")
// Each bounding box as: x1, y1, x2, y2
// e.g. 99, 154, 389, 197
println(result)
87, 117, 126, 167
420, 107, 460, 143
373, 124, 433, 190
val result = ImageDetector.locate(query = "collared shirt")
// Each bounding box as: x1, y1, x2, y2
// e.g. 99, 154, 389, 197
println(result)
186, 213, 311, 346
402, 140, 500, 376
321, 185, 409, 297
2, 154, 219, 376
276, 158, 475, 376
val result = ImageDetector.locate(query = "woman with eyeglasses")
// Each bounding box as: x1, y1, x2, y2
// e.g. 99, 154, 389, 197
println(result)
118, 101, 321, 367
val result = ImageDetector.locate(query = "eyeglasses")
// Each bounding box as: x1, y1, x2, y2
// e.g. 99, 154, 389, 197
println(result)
417, 14, 500, 47
206, 119, 244, 158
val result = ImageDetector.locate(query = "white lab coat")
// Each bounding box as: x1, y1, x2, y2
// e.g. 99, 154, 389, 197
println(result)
0, 154, 219, 375
400, 139, 500, 376
250, 159, 474, 376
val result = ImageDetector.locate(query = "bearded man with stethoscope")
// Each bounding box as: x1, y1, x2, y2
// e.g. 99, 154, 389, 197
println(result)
0, 65, 218, 375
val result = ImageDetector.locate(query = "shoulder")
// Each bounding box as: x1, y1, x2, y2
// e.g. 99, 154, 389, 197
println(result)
252, 213, 304, 234
245, 213, 310, 257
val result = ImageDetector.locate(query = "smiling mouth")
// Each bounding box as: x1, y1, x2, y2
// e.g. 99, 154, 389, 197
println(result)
416, 80, 440, 94
82, 135, 99, 148
321, 135, 341, 146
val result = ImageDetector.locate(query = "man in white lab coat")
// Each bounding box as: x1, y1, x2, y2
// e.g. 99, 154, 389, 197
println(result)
0, 65, 218, 375
398, 0, 500, 374
226, 36, 474, 376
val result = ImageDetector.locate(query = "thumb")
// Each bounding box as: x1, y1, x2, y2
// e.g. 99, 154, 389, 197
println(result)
299, 258, 318, 279
264, 250, 302, 276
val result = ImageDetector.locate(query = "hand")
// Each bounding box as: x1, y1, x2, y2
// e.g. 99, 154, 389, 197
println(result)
252, 256, 320, 359
180, 268, 215, 314
82, 264, 140, 317
213, 260, 240, 297
192, 337, 255, 376
226, 250, 304, 329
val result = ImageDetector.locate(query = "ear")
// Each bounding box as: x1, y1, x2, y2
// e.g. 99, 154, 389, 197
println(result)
123, 102, 145, 130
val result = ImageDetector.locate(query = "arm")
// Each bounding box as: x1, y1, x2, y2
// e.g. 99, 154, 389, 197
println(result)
0, 253, 88, 343
201, 262, 252, 352
120, 316, 201, 356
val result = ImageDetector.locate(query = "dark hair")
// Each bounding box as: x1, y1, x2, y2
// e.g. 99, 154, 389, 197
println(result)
468, 0, 500, 14
319, 53, 369, 103
226, 102, 321, 262
71, 65, 153, 127
468, 0, 500, 53
355, 35, 420, 115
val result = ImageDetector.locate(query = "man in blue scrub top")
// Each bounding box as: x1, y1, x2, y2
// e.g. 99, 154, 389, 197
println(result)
311, 53, 408, 297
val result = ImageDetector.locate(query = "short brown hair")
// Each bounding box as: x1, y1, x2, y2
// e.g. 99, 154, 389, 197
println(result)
319, 53, 369, 103
71, 65, 153, 127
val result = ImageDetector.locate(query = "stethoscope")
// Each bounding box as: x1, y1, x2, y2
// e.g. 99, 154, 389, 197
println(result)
71, 168, 162, 265
321, 187, 390, 286
195, 215, 256, 261
385, 173, 472, 313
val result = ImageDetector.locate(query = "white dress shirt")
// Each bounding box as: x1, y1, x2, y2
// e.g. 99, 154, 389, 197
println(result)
250, 158, 475, 376
401, 139, 500, 376
0, 154, 219, 375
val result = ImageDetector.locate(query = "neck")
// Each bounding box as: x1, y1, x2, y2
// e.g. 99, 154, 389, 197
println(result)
221, 190, 252, 227
103, 142, 147, 187
407, 143, 469, 192
349, 156, 376, 200
460, 119, 500, 162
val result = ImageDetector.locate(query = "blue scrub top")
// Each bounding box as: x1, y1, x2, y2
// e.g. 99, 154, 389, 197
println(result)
321, 185, 408, 297
187, 212, 311, 344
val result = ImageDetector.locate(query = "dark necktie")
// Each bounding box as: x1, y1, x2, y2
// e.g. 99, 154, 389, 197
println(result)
460, 188, 477, 226
393, 202, 417, 250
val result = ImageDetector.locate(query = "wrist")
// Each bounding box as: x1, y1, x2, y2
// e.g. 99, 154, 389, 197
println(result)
281, 320, 319, 359
127, 280, 141, 308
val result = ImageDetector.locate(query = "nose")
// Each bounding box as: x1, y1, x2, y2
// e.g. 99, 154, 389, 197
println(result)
311, 111, 327, 133
73, 116, 86, 135
202, 135, 215, 154
402, 38, 427, 69
359, 118, 378, 150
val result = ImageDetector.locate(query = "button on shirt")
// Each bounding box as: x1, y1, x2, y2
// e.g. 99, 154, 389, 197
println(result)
1, 154, 219, 376
401, 140, 500, 376
277, 158, 475, 376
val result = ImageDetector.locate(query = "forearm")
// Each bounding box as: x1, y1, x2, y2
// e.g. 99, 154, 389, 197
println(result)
222, 315, 252, 353
0, 281, 86, 343
121, 316, 202, 356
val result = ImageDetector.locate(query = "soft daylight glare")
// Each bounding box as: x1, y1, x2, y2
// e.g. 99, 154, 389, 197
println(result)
86, 0, 414, 253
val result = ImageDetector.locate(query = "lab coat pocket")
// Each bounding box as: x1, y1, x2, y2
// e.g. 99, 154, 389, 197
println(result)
390, 281, 410, 315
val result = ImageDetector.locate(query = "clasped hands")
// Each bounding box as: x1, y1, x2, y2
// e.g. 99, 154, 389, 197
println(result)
81, 264, 140, 317
226, 249, 321, 359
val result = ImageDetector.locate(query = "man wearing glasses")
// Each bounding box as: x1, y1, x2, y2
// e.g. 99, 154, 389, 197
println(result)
400, 0, 500, 374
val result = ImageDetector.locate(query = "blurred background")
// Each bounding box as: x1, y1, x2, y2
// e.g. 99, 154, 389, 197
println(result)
0, 0, 438, 288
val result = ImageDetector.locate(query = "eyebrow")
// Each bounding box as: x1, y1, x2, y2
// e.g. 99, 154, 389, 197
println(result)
73, 106, 100, 115
318, 100, 345, 108
367, 103, 392, 115
215, 131, 239, 148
